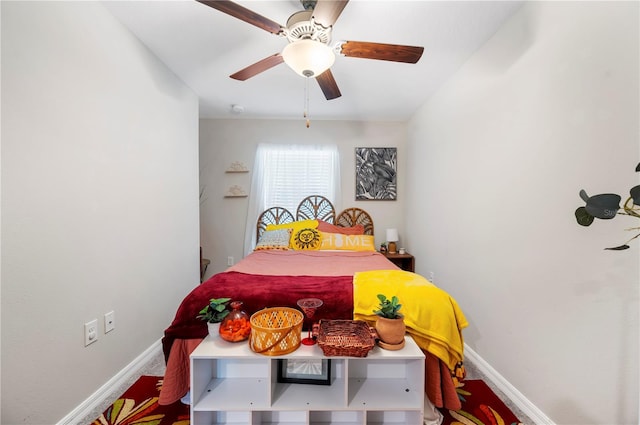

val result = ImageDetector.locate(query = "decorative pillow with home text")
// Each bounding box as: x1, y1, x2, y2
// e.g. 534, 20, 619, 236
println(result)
319, 233, 376, 251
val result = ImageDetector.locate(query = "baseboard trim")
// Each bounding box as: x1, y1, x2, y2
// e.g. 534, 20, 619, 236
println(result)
56, 339, 162, 425
464, 343, 554, 424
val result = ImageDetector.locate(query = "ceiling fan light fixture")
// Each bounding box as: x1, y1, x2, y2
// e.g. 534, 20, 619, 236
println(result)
282, 39, 335, 78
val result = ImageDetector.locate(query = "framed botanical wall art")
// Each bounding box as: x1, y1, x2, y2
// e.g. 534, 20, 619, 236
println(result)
355, 147, 397, 200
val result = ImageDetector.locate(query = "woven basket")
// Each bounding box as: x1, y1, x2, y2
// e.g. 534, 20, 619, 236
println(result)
315, 320, 376, 357
249, 307, 303, 356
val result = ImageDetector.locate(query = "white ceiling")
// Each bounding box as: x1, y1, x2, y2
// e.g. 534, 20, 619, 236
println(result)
104, 0, 523, 121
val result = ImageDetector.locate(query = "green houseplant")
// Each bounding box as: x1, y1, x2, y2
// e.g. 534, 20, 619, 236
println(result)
373, 294, 406, 349
197, 297, 232, 323
575, 162, 640, 250
197, 297, 231, 338
373, 294, 402, 319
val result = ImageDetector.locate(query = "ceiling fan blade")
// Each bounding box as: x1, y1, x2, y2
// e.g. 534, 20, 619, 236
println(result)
339, 41, 424, 64
316, 69, 341, 100
230, 54, 284, 81
312, 0, 349, 28
197, 0, 283, 35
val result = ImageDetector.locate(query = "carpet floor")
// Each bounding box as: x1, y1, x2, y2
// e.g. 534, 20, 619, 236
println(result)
440, 379, 523, 425
90, 376, 188, 425
90, 375, 522, 425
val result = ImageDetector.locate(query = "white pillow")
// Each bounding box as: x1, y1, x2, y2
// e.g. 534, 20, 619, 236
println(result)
255, 229, 291, 250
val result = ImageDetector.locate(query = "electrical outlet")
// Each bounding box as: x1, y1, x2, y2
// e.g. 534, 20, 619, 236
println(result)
429, 271, 435, 283
84, 319, 98, 346
227, 256, 234, 266
104, 311, 115, 333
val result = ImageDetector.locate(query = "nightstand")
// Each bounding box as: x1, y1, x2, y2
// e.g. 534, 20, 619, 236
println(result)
383, 252, 415, 272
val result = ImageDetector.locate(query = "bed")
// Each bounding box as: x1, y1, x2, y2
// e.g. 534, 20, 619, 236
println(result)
159, 196, 467, 420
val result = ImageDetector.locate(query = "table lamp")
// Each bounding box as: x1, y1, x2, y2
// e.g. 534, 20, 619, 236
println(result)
386, 228, 399, 254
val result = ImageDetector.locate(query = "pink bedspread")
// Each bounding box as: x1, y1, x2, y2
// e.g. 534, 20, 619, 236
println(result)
227, 250, 398, 276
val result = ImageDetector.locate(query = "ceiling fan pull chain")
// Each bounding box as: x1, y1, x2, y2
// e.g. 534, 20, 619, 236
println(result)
303, 76, 307, 119
304, 76, 310, 128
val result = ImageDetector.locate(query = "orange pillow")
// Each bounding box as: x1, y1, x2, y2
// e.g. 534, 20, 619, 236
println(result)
317, 220, 365, 235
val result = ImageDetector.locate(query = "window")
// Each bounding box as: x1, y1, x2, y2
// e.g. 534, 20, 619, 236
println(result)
243, 144, 341, 254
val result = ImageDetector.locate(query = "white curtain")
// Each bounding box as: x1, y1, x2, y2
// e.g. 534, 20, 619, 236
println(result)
243, 143, 341, 255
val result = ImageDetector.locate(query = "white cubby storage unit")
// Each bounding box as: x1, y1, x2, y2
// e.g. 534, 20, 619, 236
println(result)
190, 334, 425, 425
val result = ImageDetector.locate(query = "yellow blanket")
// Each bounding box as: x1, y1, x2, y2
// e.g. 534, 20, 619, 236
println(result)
353, 269, 468, 371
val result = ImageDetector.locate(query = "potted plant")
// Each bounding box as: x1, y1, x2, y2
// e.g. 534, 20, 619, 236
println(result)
373, 294, 406, 350
575, 162, 640, 250
197, 297, 231, 338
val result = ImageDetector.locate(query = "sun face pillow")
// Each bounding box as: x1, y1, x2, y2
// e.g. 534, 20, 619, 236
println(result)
290, 228, 322, 251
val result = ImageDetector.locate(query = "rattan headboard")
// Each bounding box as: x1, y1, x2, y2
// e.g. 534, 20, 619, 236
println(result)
256, 195, 374, 242
336, 207, 374, 236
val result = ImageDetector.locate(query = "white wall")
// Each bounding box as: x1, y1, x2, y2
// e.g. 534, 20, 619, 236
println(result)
406, 2, 638, 424
199, 119, 407, 277
1, 2, 199, 423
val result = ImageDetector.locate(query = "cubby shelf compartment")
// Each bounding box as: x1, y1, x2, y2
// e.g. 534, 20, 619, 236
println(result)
190, 334, 425, 425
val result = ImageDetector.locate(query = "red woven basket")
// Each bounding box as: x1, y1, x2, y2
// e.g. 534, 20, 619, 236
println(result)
314, 320, 376, 357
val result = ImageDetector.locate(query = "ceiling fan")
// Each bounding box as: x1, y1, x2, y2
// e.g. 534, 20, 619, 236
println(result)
197, 0, 424, 100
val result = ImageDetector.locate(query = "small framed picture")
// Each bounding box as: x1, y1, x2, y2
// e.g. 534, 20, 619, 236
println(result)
277, 359, 331, 385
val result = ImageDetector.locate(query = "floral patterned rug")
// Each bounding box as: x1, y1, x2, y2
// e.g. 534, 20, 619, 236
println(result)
91, 376, 188, 425
440, 379, 523, 425
92, 376, 521, 425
